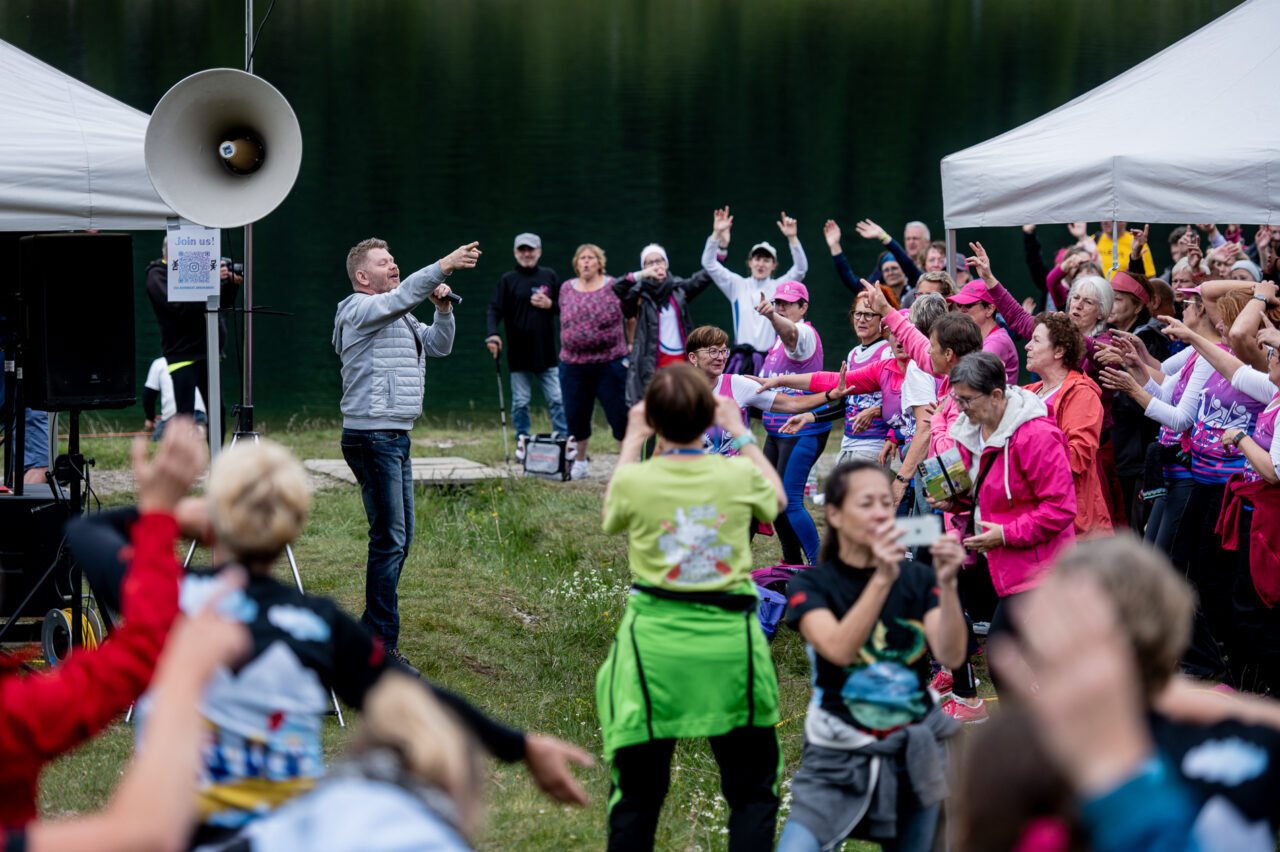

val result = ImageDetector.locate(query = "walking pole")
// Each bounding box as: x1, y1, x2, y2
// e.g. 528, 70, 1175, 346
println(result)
493, 352, 511, 464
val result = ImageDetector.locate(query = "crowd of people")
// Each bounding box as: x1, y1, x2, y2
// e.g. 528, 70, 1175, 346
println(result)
488, 214, 1280, 849
4, 218, 1280, 851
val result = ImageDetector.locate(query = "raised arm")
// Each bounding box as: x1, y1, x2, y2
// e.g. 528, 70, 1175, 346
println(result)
702, 206, 740, 297
856, 219, 921, 287
969, 241, 1037, 340
825, 219, 866, 296
777, 212, 807, 281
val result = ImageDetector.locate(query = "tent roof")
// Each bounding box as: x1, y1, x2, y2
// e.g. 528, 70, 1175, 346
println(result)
0, 39, 176, 231
941, 0, 1280, 229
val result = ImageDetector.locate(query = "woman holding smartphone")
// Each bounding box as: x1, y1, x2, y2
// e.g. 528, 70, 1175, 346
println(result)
777, 460, 968, 852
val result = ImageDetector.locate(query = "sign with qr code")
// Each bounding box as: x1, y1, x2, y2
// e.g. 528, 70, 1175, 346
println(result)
166, 225, 221, 302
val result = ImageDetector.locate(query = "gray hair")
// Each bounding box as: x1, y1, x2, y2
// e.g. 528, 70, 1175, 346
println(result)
917, 270, 957, 297
1068, 274, 1114, 337
905, 220, 931, 241
909, 292, 949, 337
949, 351, 1007, 396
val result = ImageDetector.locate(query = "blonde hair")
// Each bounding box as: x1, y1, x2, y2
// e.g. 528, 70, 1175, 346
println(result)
1054, 535, 1194, 699
572, 243, 607, 277
355, 673, 483, 836
207, 439, 311, 567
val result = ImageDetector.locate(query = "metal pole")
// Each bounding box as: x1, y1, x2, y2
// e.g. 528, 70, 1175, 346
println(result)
493, 354, 510, 463
206, 294, 222, 461
945, 229, 957, 282
1111, 220, 1120, 274
239, 0, 256, 436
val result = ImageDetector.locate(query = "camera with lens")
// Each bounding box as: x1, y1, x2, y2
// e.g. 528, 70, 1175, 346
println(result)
220, 257, 245, 276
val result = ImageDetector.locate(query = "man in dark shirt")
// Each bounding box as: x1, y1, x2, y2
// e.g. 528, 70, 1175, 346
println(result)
144, 237, 240, 440
485, 232, 566, 452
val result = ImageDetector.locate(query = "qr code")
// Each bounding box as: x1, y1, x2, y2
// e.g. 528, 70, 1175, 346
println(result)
178, 252, 214, 285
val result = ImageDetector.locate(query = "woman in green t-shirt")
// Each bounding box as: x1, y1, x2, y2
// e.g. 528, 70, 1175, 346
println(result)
598, 362, 785, 852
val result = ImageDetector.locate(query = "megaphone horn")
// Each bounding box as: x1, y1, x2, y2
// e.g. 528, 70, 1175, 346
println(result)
145, 69, 302, 229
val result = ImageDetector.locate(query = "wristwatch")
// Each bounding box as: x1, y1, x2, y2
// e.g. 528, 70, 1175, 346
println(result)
1231, 431, 1248, 449
730, 432, 757, 451
894, 473, 910, 484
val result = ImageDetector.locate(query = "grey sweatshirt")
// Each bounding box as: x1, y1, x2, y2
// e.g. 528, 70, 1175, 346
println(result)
332, 263, 455, 430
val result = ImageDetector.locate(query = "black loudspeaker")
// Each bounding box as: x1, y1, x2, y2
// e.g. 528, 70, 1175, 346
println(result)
19, 233, 135, 410
0, 489, 71, 619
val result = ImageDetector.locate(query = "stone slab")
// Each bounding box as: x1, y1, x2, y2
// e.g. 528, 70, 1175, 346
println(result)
304, 457, 510, 485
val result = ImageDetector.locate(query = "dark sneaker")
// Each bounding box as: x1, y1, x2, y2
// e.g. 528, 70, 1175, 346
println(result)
386, 647, 420, 677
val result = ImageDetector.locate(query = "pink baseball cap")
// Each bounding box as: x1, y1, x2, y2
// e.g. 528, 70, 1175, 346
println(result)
774, 281, 809, 302
1177, 286, 1202, 298
947, 280, 994, 306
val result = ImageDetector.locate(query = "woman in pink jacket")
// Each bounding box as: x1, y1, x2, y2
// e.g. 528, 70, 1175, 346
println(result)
940, 352, 1077, 688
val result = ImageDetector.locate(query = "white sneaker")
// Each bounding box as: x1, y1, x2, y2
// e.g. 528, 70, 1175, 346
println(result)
565, 437, 578, 461
570, 459, 590, 480
515, 434, 529, 463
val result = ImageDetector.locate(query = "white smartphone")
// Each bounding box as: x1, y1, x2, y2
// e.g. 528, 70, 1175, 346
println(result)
896, 514, 943, 549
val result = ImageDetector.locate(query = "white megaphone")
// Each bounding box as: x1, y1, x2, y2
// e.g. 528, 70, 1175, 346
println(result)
144, 68, 302, 228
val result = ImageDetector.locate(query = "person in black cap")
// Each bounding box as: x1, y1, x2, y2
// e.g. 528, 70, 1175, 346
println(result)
486, 232, 566, 456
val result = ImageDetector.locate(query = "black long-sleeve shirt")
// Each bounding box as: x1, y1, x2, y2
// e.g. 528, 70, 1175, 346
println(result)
485, 264, 561, 374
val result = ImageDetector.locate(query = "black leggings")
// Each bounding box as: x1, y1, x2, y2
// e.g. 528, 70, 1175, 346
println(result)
608, 726, 780, 852
170, 359, 225, 443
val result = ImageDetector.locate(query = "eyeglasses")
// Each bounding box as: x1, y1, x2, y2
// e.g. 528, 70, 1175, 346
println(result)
852, 311, 880, 322
949, 391, 985, 410
697, 347, 730, 357
643, 257, 666, 268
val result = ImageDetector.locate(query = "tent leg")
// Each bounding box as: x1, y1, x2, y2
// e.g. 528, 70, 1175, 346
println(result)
1111, 220, 1120, 274
946, 229, 958, 280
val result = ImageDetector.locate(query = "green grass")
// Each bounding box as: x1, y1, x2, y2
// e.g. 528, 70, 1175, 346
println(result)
33, 413, 990, 851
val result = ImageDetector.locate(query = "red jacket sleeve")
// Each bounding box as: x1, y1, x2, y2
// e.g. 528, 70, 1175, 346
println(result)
0, 513, 181, 771
1056, 379, 1104, 478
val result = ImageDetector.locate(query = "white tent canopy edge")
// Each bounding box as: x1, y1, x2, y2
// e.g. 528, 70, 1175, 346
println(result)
940, 0, 1280, 230
0, 38, 177, 231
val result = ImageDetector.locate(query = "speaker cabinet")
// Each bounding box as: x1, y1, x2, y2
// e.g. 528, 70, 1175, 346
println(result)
19, 233, 135, 410
0, 490, 71, 619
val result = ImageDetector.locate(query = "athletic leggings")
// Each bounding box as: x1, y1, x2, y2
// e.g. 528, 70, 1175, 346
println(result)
608, 726, 780, 852
763, 431, 829, 565
169, 359, 225, 443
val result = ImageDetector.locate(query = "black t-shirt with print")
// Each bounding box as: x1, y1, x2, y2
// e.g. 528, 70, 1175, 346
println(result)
1150, 712, 1280, 830
785, 558, 940, 732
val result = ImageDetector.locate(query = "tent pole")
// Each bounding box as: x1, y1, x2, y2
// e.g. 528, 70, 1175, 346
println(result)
1111, 220, 1120, 274
946, 229, 957, 282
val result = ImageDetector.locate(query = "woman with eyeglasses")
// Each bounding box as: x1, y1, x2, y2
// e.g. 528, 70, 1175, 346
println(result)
683, 325, 836, 457
930, 352, 1076, 681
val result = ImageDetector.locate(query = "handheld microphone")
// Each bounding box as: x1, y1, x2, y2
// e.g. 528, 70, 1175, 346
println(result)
442, 292, 463, 305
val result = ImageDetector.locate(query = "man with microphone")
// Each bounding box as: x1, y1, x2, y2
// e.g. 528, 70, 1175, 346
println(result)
334, 237, 481, 674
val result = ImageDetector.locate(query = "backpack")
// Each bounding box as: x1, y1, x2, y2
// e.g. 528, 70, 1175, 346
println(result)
751, 563, 808, 640
755, 586, 788, 640
523, 433, 570, 481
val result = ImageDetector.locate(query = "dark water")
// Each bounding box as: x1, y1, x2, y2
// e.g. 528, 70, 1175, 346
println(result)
2, 0, 1243, 426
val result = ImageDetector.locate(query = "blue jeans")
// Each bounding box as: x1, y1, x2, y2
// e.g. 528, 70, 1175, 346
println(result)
764, 431, 829, 564
510, 368, 567, 437
777, 801, 940, 852
340, 429, 414, 649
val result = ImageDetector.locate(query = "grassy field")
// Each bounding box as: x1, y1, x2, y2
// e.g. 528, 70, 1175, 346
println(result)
34, 412, 989, 851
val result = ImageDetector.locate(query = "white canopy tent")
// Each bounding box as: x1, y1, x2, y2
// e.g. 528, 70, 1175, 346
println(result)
0, 39, 176, 231
940, 0, 1280, 230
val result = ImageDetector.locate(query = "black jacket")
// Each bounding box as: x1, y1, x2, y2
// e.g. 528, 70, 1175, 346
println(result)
613, 270, 713, 406
145, 259, 238, 362
485, 264, 560, 374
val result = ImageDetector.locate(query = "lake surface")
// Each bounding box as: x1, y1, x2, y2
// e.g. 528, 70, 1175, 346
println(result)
2, 0, 1243, 426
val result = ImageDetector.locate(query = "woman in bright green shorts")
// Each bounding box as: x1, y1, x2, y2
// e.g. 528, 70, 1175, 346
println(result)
599, 362, 786, 852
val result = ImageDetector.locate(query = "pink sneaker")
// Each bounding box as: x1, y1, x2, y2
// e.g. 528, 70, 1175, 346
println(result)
941, 697, 989, 724
929, 670, 954, 696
